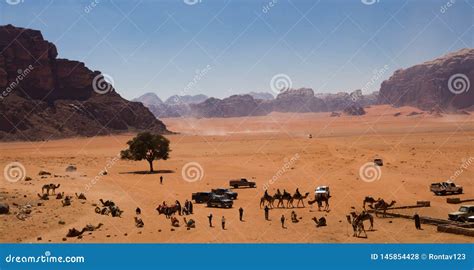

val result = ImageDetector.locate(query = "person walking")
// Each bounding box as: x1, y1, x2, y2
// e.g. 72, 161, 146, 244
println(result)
239, 207, 244, 221
264, 206, 270, 221
160, 176, 163, 184
208, 213, 213, 227
281, 214, 286, 228
414, 213, 421, 230
221, 216, 226, 230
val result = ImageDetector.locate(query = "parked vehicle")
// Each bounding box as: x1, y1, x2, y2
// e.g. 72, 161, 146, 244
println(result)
211, 188, 238, 200
229, 178, 256, 189
468, 216, 474, 223
315, 186, 330, 197
207, 195, 233, 208
430, 181, 463, 195
191, 192, 213, 203
448, 205, 474, 222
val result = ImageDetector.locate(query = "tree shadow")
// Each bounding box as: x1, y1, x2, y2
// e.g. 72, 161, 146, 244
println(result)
119, 170, 175, 175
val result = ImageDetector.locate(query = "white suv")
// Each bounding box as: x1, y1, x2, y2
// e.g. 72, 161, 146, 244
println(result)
315, 186, 330, 197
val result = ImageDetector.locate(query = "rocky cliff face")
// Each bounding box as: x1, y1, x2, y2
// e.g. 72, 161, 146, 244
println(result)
0, 25, 169, 141
379, 48, 474, 110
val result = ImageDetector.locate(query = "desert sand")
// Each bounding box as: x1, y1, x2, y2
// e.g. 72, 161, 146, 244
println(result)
0, 105, 473, 243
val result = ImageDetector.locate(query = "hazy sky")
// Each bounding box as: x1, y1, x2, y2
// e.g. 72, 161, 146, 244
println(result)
1, 0, 472, 100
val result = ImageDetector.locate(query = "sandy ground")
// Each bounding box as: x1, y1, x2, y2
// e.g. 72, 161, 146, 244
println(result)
0, 105, 473, 243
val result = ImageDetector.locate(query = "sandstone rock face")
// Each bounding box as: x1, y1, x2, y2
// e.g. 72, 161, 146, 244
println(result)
0, 25, 169, 141
379, 48, 474, 110
190, 94, 268, 118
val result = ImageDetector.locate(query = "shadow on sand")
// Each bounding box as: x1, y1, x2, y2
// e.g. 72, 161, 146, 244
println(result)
119, 170, 175, 175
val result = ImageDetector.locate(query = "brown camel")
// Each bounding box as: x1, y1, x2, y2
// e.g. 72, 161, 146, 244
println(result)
260, 191, 274, 208
370, 200, 396, 217
276, 190, 292, 208
41, 184, 60, 195
37, 193, 49, 200
290, 192, 310, 208
308, 193, 330, 211
362, 196, 381, 209
350, 211, 374, 231
346, 214, 367, 238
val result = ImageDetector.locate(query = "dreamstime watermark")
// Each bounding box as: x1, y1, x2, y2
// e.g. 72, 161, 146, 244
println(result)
92, 73, 114, 94
5, 251, 85, 264
5, 0, 24, 5
359, 162, 381, 183
173, 64, 212, 104
0, 65, 34, 102
447, 73, 470, 94
270, 73, 292, 95
184, 0, 201, 6
181, 162, 204, 183
84, 0, 100, 14
3, 162, 26, 183
262, 0, 278, 13
262, 153, 300, 191
361, 0, 380, 5
448, 157, 473, 182
440, 0, 456, 13
83, 153, 120, 193
359, 65, 389, 99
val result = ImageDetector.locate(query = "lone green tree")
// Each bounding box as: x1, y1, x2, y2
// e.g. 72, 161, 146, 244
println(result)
120, 132, 170, 173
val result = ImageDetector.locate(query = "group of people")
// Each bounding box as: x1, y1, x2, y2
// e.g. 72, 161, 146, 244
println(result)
206, 207, 245, 230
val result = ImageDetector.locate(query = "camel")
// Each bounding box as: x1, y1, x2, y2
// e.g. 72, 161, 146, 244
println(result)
346, 214, 367, 238
312, 217, 327, 227
308, 193, 330, 211
75, 193, 87, 200
67, 223, 103, 238
363, 196, 381, 209
37, 193, 49, 200
184, 217, 196, 229
276, 190, 292, 208
135, 217, 144, 228
99, 199, 115, 207
156, 203, 180, 218
260, 191, 274, 208
350, 211, 374, 231
41, 184, 60, 195
370, 200, 396, 217
290, 192, 310, 208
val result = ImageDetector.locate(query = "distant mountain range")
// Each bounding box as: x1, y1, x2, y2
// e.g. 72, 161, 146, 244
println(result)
133, 89, 379, 118
134, 48, 474, 118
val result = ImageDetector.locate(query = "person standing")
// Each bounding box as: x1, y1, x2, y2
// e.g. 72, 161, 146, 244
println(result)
221, 216, 226, 230
281, 214, 286, 228
239, 207, 244, 221
160, 176, 163, 184
207, 213, 213, 227
264, 206, 270, 221
414, 213, 421, 230
189, 200, 193, 214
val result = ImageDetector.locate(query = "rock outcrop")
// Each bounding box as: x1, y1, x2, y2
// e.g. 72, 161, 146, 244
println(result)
379, 48, 474, 110
0, 25, 169, 141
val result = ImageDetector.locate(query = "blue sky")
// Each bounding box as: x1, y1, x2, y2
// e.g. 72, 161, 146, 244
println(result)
1, 0, 473, 100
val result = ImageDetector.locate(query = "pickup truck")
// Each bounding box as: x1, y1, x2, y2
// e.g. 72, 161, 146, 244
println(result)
191, 192, 213, 203
430, 181, 463, 195
207, 195, 233, 208
211, 188, 238, 200
448, 205, 474, 222
229, 178, 256, 188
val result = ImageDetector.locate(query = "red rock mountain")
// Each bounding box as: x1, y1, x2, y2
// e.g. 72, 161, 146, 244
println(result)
0, 25, 169, 141
379, 48, 474, 111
